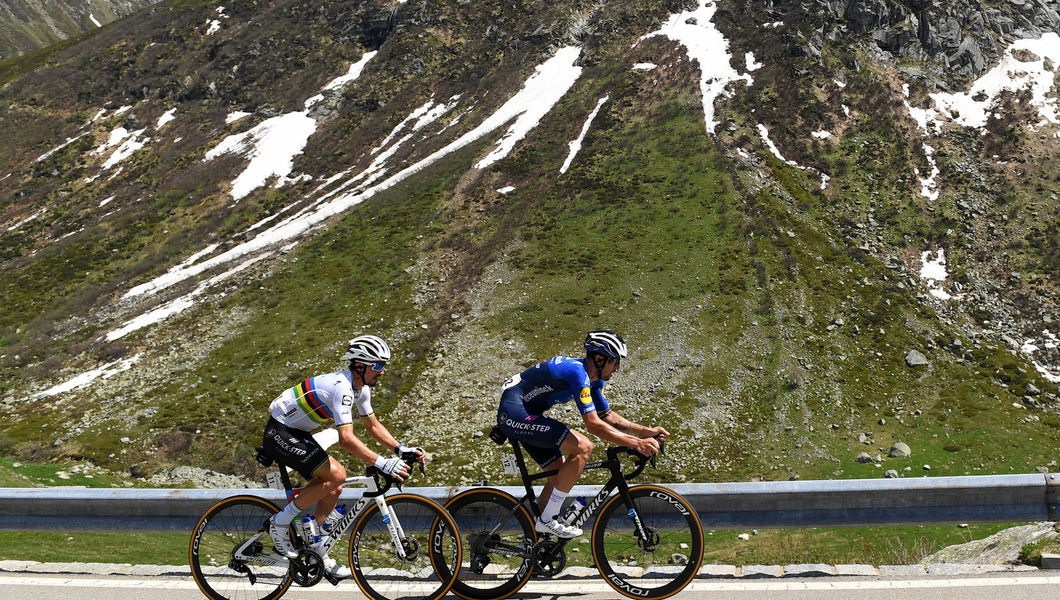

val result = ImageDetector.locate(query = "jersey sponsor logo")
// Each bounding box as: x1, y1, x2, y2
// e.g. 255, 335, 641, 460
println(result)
504, 417, 552, 433
522, 385, 554, 402
271, 433, 308, 456
578, 387, 592, 405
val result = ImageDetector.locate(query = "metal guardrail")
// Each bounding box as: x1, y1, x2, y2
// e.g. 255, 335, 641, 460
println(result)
0, 472, 1056, 533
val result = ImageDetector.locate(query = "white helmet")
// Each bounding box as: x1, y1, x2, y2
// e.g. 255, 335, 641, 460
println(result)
344, 335, 392, 364
584, 330, 627, 361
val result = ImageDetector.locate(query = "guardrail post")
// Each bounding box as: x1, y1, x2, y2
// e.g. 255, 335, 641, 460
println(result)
1047, 473, 1060, 521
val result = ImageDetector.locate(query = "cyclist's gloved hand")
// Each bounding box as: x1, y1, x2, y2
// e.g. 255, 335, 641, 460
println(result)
395, 444, 426, 463
376, 455, 409, 480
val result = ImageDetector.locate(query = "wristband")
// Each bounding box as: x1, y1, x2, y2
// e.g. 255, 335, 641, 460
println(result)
395, 443, 405, 454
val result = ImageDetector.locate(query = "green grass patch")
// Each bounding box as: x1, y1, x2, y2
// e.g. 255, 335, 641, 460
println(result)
0, 457, 127, 488
700, 524, 1015, 566
0, 531, 189, 564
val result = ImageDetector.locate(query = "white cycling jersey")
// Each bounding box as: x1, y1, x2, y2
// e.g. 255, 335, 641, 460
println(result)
269, 369, 373, 431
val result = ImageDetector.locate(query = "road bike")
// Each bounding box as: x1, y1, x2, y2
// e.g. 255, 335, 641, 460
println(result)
189, 446, 461, 600
440, 428, 703, 600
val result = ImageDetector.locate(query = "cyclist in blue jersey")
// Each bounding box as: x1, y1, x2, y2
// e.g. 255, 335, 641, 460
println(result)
260, 334, 425, 578
496, 330, 667, 538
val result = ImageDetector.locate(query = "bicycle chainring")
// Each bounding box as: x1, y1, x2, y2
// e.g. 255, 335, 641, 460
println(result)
290, 550, 324, 587
531, 540, 566, 578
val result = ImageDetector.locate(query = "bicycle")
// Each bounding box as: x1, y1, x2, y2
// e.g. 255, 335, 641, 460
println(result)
189, 446, 462, 600
441, 427, 703, 600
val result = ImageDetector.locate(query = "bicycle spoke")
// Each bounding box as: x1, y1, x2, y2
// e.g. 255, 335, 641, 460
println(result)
348, 495, 460, 600
593, 486, 703, 600
190, 496, 292, 600
445, 488, 536, 600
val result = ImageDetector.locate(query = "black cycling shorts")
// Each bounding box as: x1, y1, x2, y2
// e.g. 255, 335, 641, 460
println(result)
262, 417, 330, 481
497, 388, 570, 468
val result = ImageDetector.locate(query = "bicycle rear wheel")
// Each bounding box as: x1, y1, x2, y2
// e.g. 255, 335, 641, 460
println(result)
347, 493, 461, 600
189, 495, 293, 600
443, 488, 537, 600
591, 485, 703, 600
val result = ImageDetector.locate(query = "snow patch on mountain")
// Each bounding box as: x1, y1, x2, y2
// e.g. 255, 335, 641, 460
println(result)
930, 33, 1060, 129
561, 95, 608, 175
638, 0, 753, 133
124, 47, 584, 302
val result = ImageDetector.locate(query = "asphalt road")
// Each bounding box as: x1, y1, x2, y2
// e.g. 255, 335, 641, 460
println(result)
2, 572, 1060, 600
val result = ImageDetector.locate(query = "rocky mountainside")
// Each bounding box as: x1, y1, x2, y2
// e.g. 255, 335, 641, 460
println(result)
1, 0, 1060, 492
0, 0, 163, 62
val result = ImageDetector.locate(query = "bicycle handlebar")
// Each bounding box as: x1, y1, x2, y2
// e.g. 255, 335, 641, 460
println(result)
366, 455, 426, 493
607, 435, 665, 480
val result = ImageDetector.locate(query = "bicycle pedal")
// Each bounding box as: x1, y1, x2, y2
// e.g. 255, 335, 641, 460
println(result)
323, 573, 341, 586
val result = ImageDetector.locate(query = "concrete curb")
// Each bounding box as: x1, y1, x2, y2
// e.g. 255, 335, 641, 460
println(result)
0, 560, 1041, 579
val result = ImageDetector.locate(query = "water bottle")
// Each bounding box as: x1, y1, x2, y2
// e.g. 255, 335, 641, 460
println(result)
322, 505, 347, 533
301, 516, 321, 545
563, 496, 587, 521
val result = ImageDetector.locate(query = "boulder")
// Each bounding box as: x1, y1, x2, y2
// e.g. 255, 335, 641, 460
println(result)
890, 442, 912, 458
905, 350, 929, 367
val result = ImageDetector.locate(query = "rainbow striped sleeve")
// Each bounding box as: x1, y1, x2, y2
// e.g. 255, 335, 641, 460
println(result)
293, 378, 333, 424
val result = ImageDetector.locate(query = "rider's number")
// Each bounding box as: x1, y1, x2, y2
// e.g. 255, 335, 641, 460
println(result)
266, 471, 284, 490
501, 454, 519, 475
501, 374, 521, 391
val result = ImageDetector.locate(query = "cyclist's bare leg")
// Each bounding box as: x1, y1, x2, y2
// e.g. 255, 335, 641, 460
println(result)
293, 457, 346, 522
537, 430, 593, 514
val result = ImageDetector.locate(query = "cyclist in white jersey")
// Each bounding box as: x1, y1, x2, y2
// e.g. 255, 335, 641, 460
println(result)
261, 335, 424, 578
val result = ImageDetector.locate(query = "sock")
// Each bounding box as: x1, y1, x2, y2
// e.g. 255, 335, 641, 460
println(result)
274, 500, 302, 525
540, 489, 569, 522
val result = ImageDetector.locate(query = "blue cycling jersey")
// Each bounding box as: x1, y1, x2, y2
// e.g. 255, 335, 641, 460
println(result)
502, 356, 611, 416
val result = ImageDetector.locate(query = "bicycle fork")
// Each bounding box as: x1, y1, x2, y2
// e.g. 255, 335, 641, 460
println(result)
376, 496, 413, 560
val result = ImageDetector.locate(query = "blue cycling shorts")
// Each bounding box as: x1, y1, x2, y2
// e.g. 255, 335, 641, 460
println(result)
497, 387, 570, 468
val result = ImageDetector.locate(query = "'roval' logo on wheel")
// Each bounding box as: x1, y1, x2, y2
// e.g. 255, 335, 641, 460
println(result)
607, 572, 649, 597
350, 531, 361, 569
648, 489, 690, 516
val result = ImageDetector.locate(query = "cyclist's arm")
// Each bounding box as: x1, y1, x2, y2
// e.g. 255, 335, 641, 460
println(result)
582, 411, 659, 455
362, 415, 401, 453
601, 410, 669, 440
336, 424, 386, 465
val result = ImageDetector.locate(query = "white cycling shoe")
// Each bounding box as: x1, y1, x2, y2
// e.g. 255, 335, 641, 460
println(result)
268, 518, 298, 559
535, 516, 582, 539
323, 556, 352, 579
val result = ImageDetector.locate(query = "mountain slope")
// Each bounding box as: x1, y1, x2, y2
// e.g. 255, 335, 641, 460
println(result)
0, 0, 164, 62
0, 0, 1059, 488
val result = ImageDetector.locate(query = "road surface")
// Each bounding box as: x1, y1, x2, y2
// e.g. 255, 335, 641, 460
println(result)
1, 572, 1059, 600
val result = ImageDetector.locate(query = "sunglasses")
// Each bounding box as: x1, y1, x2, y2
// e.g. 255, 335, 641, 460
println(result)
370, 362, 386, 373
606, 357, 621, 367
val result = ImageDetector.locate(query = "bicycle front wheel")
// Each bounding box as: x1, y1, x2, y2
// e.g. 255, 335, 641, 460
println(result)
443, 487, 537, 600
347, 493, 461, 600
591, 485, 703, 600
189, 495, 292, 600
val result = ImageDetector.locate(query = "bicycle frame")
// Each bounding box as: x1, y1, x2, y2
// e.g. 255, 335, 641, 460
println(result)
234, 466, 409, 569
503, 439, 655, 562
